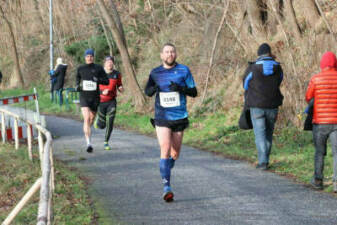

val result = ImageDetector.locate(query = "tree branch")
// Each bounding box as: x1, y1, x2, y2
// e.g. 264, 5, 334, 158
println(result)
201, 0, 229, 104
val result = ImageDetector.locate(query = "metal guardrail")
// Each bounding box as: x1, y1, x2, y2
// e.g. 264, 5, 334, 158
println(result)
0, 108, 54, 225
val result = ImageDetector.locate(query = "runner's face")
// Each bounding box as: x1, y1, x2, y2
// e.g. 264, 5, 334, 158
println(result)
85, 55, 94, 64
161, 46, 176, 67
104, 59, 114, 71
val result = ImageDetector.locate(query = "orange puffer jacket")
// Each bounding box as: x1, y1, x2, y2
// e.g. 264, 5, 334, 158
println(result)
306, 68, 337, 124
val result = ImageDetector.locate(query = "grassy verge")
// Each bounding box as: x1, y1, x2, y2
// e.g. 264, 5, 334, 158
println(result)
0, 144, 94, 224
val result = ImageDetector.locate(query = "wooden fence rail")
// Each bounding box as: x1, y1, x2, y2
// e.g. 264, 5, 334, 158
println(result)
0, 108, 54, 225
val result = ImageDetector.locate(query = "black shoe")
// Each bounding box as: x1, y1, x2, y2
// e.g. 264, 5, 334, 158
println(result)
310, 178, 323, 190
86, 145, 93, 153
256, 163, 268, 170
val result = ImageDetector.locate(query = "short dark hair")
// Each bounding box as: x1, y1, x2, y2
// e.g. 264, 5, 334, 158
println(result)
162, 43, 176, 52
104, 56, 115, 63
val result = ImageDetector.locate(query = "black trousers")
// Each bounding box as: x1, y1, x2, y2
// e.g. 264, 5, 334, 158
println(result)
96, 99, 117, 142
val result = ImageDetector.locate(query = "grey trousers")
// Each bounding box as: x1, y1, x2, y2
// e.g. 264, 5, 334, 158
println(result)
312, 124, 337, 181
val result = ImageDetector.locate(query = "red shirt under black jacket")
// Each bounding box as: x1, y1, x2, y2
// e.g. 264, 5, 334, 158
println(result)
99, 70, 122, 103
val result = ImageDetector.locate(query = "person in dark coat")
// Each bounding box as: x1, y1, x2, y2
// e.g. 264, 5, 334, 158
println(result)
242, 43, 284, 170
52, 57, 67, 105
0, 70, 2, 83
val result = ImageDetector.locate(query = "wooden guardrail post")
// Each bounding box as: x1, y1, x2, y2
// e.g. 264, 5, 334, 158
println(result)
27, 124, 33, 161
37, 132, 52, 225
1, 112, 6, 143
49, 147, 55, 192
14, 118, 19, 150
38, 130, 44, 167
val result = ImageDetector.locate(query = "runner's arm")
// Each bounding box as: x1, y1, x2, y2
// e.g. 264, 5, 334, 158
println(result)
97, 67, 109, 85
169, 82, 197, 97
169, 67, 197, 97
75, 67, 81, 91
117, 73, 124, 92
145, 75, 158, 97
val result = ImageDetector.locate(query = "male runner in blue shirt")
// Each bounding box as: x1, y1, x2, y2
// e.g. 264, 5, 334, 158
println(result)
145, 43, 197, 202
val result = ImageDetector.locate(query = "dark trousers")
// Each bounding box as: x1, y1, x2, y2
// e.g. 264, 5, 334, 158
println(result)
312, 124, 337, 181
96, 99, 117, 142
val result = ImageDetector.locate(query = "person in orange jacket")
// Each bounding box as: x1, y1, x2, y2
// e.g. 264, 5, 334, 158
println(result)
94, 56, 124, 150
306, 51, 337, 190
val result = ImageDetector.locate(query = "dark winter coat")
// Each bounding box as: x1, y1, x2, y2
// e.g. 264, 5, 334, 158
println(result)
53, 64, 67, 90
242, 56, 284, 109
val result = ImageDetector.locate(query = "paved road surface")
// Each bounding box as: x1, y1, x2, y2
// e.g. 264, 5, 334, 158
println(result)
46, 115, 337, 225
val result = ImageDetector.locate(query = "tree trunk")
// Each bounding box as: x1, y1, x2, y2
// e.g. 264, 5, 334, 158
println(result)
266, 0, 279, 35
314, 0, 336, 41
98, 14, 114, 56
96, 0, 146, 111
283, 0, 301, 39
0, 6, 24, 88
245, 0, 267, 43
33, 0, 45, 27
298, 0, 320, 29
234, 0, 257, 53
108, 0, 127, 46
201, 0, 229, 103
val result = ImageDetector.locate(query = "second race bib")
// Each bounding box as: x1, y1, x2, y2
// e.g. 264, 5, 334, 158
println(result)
159, 92, 180, 108
82, 80, 97, 91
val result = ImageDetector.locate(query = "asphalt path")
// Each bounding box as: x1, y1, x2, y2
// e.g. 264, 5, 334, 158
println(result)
46, 115, 337, 225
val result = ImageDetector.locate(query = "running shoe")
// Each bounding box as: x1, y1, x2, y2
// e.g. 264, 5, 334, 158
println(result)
104, 142, 111, 151
162, 186, 174, 202
310, 178, 323, 190
86, 145, 93, 153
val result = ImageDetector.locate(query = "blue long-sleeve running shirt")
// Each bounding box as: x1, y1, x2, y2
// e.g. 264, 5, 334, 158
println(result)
147, 63, 196, 121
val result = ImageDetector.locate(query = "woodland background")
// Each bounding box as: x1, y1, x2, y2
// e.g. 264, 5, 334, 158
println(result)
0, 0, 336, 126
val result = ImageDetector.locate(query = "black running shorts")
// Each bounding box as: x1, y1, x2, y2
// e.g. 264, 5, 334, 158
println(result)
153, 118, 189, 132
80, 95, 100, 112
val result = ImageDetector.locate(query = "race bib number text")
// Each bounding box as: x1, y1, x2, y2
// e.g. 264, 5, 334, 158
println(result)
83, 80, 97, 91
159, 92, 180, 108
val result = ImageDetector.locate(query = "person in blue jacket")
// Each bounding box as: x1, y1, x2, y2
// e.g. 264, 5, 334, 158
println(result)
242, 43, 284, 170
145, 43, 197, 202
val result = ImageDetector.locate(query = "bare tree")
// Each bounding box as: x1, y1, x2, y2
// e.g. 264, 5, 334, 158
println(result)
201, 0, 230, 103
283, 0, 301, 40
314, 0, 336, 41
99, 15, 114, 57
96, 0, 146, 111
108, 0, 127, 46
298, 0, 321, 29
0, 5, 24, 88
245, 0, 267, 43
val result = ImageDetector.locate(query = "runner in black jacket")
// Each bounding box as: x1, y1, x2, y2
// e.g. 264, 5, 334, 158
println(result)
76, 49, 109, 153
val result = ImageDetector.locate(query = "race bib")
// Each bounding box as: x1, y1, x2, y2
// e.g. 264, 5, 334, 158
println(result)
82, 80, 97, 91
159, 92, 180, 108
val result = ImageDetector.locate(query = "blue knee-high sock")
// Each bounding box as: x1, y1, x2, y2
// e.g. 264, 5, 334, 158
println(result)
169, 157, 175, 169
159, 158, 171, 187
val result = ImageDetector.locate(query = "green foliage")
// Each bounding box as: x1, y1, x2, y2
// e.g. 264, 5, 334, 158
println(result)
136, 0, 145, 11
115, 101, 154, 134
64, 35, 118, 64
